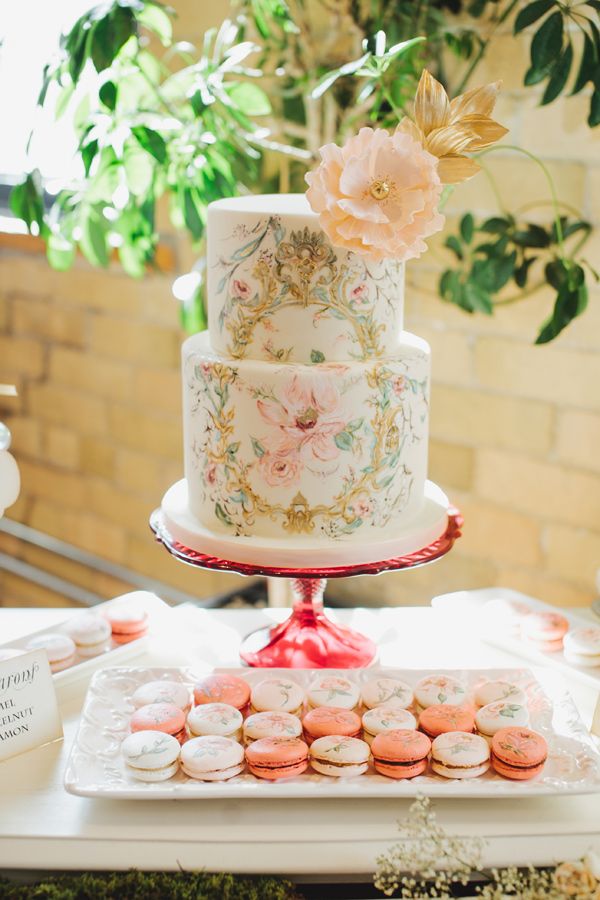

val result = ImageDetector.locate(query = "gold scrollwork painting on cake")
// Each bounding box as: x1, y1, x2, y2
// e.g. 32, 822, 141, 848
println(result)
189, 358, 427, 539
214, 217, 398, 361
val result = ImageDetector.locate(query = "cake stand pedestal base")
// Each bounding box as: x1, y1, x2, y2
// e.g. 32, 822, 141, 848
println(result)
239, 579, 376, 668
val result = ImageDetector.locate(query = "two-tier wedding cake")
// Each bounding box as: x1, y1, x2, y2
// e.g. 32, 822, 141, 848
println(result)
161, 71, 507, 567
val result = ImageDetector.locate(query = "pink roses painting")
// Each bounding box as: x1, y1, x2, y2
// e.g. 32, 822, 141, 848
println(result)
257, 374, 348, 487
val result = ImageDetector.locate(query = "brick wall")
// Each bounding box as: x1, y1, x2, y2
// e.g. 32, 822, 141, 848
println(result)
1, 5, 599, 608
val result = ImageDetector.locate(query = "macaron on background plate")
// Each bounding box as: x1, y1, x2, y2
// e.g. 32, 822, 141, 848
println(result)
371, 729, 431, 779
360, 677, 414, 710
121, 731, 181, 782
307, 676, 360, 711
563, 626, 600, 667
419, 704, 475, 739
250, 677, 305, 715
474, 680, 527, 707
309, 736, 370, 777
181, 736, 245, 781
187, 703, 243, 741
65, 613, 111, 657
475, 701, 529, 742
132, 680, 191, 712
414, 675, 467, 711
522, 611, 569, 652
302, 707, 362, 745
104, 603, 149, 644
0, 647, 27, 662
362, 707, 417, 745
491, 727, 548, 780
245, 737, 309, 780
26, 633, 76, 672
430, 732, 490, 779
193, 674, 250, 711
243, 711, 302, 745
483, 597, 532, 636
130, 702, 187, 743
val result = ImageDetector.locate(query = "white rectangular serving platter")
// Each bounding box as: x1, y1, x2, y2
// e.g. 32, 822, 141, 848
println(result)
64, 665, 600, 800
432, 587, 600, 690
0, 591, 171, 686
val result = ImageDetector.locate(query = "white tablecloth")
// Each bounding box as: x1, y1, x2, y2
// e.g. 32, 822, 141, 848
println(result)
0, 603, 599, 877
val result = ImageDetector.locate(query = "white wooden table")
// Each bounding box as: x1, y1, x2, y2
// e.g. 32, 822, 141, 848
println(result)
0, 603, 599, 878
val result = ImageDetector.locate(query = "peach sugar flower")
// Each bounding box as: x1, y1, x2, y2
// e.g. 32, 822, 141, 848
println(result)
306, 126, 444, 262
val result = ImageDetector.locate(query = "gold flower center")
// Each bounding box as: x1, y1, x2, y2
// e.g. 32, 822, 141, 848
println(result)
296, 407, 318, 431
370, 179, 390, 200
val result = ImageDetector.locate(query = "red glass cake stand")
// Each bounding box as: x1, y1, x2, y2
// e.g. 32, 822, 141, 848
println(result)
150, 508, 462, 669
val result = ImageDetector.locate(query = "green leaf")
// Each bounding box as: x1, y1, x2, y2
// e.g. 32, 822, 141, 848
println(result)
47, 234, 75, 271
311, 52, 370, 99
251, 437, 266, 458
440, 269, 461, 303
571, 32, 596, 95
445, 235, 464, 259
542, 42, 573, 105
124, 142, 154, 196
460, 213, 474, 244
347, 418, 363, 433
536, 277, 588, 344
80, 210, 109, 267
310, 349, 325, 363
515, 256, 536, 288
183, 187, 205, 241
215, 502, 233, 527
464, 281, 493, 314
545, 259, 567, 290
589, 88, 600, 127
226, 81, 272, 116
512, 224, 551, 248
481, 216, 510, 234
9, 171, 46, 235
137, 2, 173, 45
99, 80, 117, 110
514, 0, 554, 34
131, 126, 167, 164
530, 11, 563, 71
90, 6, 135, 72
55, 83, 75, 120
524, 64, 551, 86
119, 240, 147, 278
334, 431, 353, 451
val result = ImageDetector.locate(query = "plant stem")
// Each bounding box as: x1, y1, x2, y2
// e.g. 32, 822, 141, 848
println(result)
454, 0, 520, 94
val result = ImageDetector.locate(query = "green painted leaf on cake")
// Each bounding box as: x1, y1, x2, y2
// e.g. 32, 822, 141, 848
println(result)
231, 490, 247, 504
226, 442, 240, 457
215, 503, 233, 526
251, 437, 266, 458
347, 418, 363, 433
310, 349, 325, 363
340, 518, 363, 534
334, 431, 353, 451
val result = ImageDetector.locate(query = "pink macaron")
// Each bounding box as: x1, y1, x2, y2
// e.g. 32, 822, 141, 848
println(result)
104, 603, 149, 644
491, 727, 547, 780
26, 633, 76, 672
193, 674, 250, 712
372, 729, 431, 779
130, 702, 187, 743
302, 706, 362, 745
522, 611, 569, 652
245, 737, 309, 780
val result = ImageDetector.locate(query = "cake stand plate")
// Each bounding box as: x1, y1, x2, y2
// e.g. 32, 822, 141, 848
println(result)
150, 500, 462, 668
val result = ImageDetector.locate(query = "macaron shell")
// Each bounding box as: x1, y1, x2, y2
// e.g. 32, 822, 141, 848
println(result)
474, 680, 527, 707
121, 730, 181, 782
132, 680, 191, 712
302, 707, 362, 744
431, 759, 490, 780
130, 703, 186, 740
414, 675, 466, 709
307, 676, 360, 710
563, 627, 600, 666
243, 712, 302, 744
490, 727, 547, 781
523, 611, 569, 646
193, 675, 251, 711
371, 729, 431, 780
419, 704, 475, 738
250, 678, 305, 715
362, 707, 417, 745
26, 633, 76, 665
491, 754, 546, 781
181, 735, 245, 780
375, 758, 427, 779
361, 677, 413, 710
112, 628, 148, 645
182, 762, 244, 782
104, 605, 149, 634
475, 701, 529, 738
309, 736, 370, 777
430, 731, 490, 779
65, 613, 112, 645
245, 737, 309, 780
186, 703, 243, 739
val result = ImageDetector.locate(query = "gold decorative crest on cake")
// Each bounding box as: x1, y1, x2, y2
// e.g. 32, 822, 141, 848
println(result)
274, 227, 337, 305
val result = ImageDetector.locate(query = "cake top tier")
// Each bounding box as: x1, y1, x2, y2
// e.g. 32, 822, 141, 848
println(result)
206, 194, 404, 365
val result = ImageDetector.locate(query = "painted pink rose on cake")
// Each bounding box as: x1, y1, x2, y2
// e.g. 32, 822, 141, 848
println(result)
305, 126, 444, 262
259, 450, 303, 487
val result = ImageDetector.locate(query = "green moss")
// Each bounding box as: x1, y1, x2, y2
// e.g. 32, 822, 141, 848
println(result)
0, 870, 302, 900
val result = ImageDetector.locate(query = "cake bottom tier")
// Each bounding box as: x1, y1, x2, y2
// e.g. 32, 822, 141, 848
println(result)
183, 331, 430, 543
161, 478, 449, 568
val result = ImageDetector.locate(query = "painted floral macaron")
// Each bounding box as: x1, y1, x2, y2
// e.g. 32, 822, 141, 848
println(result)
431, 732, 490, 779
361, 676, 414, 710
181, 736, 245, 781
250, 677, 305, 716
65, 613, 111, 657
522, 611, 569, 652
563, 626, 600, 667
362, 707, 417, 746
132, 680, 191, 713
371, 729, 431, 779
187, 703, 243, 741
243, 711, 302, 745
302, 707, 362, 745
491, 727, 547, 780
121, 730, 181, 782
414, 675, 467, 711
307, 675, 360, 711
103, 602, 149, 644
26, 633, 76, 672
475, 700, 529, 742
130, 702, 187, 743
245, 737, 309, 780
193, 674, 250, 712
419, 704, 475, 739
309, 735, 370, 777
474, 680, 527, 708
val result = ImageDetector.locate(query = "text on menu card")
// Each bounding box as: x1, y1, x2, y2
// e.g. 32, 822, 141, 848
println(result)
0, 649, 63, 763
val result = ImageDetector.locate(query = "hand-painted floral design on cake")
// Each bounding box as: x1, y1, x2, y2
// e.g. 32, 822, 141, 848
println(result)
187, 350, 428, 539
212, 215, 403, 362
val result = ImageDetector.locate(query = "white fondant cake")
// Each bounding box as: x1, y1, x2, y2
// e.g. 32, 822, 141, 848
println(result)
164, 193, 446, 564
